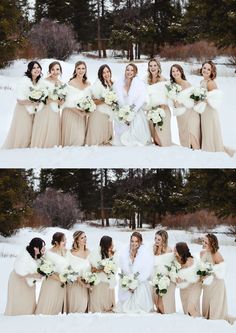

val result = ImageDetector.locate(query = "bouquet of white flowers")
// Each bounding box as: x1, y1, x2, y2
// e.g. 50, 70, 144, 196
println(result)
102, 89, 118, 111
151, 272, 171, 296
81, 271, 100, 286
190, 87, 207, 102
49, 83, 67, 111
116, 104, 135, 123
165, 82, 182, 101
59, 265, 79, 287
37, 258, 55, 278
147, 106, 166, 130
77, 96, 96, 113
98, 257, 117, 279
165, 260, 181, 283
119, 272, 140, 291
197, 261, 214, 285
29, 86, 48, 113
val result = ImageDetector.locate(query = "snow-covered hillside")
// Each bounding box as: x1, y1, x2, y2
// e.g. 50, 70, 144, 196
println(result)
0, 225, 235, 333
0, 56, 235, 168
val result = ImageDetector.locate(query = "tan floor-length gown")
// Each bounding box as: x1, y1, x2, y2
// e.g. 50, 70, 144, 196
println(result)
4, 271, 36, 315
149, 106, 172, 147
180, 282, 202, 316
177, 109, 200, 149
153, 282, 176, 314
61, 85, 90, 147
88, 281, 115, 312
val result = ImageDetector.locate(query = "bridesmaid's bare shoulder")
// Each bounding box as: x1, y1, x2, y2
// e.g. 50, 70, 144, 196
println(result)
213, 251, 224, 264
207, 80, 217, 91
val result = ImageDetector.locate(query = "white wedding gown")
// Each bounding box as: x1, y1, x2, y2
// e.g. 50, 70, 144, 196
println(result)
113, 77, 151, 146
115, 245, 154, 313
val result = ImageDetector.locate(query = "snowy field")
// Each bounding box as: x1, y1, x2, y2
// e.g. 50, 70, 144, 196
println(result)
0, 224, 235, 332
0, 55, 236, 168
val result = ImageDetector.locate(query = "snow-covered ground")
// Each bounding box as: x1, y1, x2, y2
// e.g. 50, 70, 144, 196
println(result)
0, 55, 236, 168
0, 224, 235, 332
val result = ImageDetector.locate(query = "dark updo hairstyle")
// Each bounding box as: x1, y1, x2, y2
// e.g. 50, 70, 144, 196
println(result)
175, 242, 192, 265
26, 237, 45, 259
206, 233, 219, 254
48, 61, 62, 75
51, 232, 65, 246
25, 61, 42, 83
98, 64, 113, 88
72, 230, 87, 251
170, 64, 186, 83
100, 235, 113, 259
200, 60, 217, 80
70, 61, 87, 83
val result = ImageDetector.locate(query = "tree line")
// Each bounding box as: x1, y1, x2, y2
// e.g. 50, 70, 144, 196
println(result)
0, 169, 236, 237
0, 0, 235, 67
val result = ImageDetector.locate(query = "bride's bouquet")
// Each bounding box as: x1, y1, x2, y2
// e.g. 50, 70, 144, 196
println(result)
119, 272, 140, 291
49, 83, 67, 111
81, 271, 100, 286
59, 265, 79, 287
165, 82, 182, 101
190, 87, 208, 114
28, 86, 48, 113
37, 258, 55, 278
98, 257, 118, 279
151, 272, 170, 296
165, 259, 181, 283
77, 96, 96, 113
116, 104, 135, 123
147, 106, 166, 130
197, 261, 214, 285
102, 89, 118, 111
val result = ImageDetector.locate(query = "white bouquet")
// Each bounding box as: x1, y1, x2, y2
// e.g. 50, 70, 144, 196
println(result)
77, 96, 96, 113
28, 86, 48, 113
81, 271, 100, 286
147, 106, 166, 130
119, 272, 140, 291
98, 257, 117, 279
49, 83, 67, 111
102, 89, 118, 110
59, 265, 79, 287
165, 260, 181, 283
165, 82, 182, 101
151, 273, 170, 296
197, 261, 214, 285
37, 258, 55, 278
190, 87, 207, 102
116, 104, 135, 123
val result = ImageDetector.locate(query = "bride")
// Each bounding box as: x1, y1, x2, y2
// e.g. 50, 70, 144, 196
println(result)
113, 63, 151, 146
115, 232, 153, 313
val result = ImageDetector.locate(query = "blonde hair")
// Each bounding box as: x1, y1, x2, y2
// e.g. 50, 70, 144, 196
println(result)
147, 58, 162, 84
72, 231, 86, 251
125, 63, 138, 77
153, 230, 168, 255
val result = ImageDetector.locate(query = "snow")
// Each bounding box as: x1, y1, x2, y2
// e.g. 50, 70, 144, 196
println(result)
0, 225, 236, 332
0, 56, 236, 168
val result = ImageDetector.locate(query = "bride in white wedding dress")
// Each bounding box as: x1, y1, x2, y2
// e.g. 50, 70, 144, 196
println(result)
113, 63, 151, 146
115, 232, 154, 313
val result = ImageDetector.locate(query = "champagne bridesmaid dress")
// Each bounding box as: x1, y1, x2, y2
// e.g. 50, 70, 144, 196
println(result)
31, 80, 61, 148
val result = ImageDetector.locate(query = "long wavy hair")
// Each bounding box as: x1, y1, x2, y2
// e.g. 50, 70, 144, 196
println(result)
153, 230, 168, 255
70, 61, 87, 83
98, 64, 113, 88
175, 242, 192, 265
100, 235, 113, 259
125, 63, 138, 79
26, 237, 45, 259
200, 60, 217, 80
147, 58, 162, 84
72, 231, 87, 251
170, 64, 186, 83
206, 233, 219, 254
24, 61, 42, 83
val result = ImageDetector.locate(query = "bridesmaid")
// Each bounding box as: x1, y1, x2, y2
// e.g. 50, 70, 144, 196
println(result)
88, 235, 117, 312
146, 59, 172, 146
200, 233, 235, 323
5, 238, 45, 315
152, 230, 176, 314
67, 231, 90, 313
200, 61, 235, 156
2, 61, 44, 149
85, 64, 113, 145
170, 64, 200, 149
174, 242, 201, 317
35, 232, 68, 315
31, 61, 64, 148
61, 61, 91, 146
